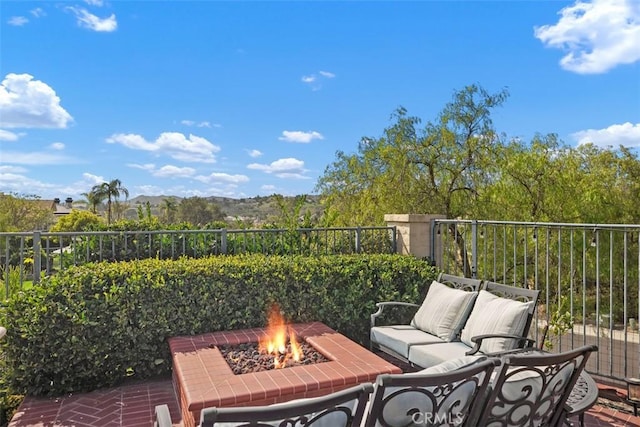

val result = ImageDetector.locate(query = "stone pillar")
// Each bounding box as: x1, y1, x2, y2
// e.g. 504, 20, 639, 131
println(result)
384, 214, 446, 262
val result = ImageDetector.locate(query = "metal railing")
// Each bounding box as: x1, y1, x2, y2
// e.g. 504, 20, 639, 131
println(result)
432, 219, 640, 383
0, 226, 396, 296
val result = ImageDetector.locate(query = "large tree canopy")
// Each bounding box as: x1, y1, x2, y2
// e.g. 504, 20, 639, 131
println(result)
317, 84, 640, 226
316, 84, 509, 225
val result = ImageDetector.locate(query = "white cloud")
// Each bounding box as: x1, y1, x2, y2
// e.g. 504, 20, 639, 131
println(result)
31, 8, 46, 18
0, 151, 78, 164
261, 184, 277, 191
0, 171, 102, 200
8, 17, 29, 26
66, 7, 117, 32
0, 165, 27, 174
534, 0, 640, 73
0, 129, 19, 141
106, 132, 221, 163
81, 172, 105, 186
279, 130, 324, 144
128, 163, 156, 171
246, 149, 263, 158
195, 172, 250, 184
153, 165, 196, 178
84, 0, 104, 6
0, 73, 73, 129
0, 172, 58, 195
181, 119, 217, 128
49, 142, 65, 150
301, 70, 336, 90
134, 184, 165, 197
572, 122, 640, 147
247, 157, 309, 179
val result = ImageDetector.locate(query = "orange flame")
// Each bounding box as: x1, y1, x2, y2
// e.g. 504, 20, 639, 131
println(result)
258, 304, 303, 368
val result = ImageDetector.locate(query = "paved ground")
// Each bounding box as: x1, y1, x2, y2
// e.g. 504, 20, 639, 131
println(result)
8, 375, 640, 426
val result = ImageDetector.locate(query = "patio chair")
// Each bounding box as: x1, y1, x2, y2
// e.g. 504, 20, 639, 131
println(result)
476, 344, 598, 427
154, 383, 374, 427
363, 357, 500, 427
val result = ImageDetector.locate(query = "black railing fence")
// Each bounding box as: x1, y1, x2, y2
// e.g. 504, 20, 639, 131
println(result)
0, 226, 396, 294
433, 219, 640, 382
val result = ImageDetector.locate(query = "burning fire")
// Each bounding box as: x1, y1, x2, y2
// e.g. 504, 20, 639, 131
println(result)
258, 304, 303, 369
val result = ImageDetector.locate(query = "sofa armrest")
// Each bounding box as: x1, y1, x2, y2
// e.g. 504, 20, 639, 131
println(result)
465, 334, 536, 356
371, 302, 420, 328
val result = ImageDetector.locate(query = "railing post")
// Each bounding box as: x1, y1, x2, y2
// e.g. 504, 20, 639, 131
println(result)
221, 229, 227, 254
471, 221, 478, 279
355, 227, 361, 253
33, 231, 41, 284
391, 226, 397, 254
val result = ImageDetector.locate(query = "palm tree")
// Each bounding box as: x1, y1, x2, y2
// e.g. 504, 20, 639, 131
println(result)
162, 198, 178, 224
94, 179, 129, 224
80, 190, 104, 214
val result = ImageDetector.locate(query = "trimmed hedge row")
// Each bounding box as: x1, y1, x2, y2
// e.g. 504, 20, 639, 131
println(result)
1, 254, 436, 396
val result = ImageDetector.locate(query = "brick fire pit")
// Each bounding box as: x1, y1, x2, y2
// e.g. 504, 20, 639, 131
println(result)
168, 322, 401, 427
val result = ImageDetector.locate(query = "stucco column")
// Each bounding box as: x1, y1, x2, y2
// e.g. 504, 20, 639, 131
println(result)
384, 214, 446, 262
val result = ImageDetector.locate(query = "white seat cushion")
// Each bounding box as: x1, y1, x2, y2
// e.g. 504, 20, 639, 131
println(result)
460, 290, 534, 354
408, 341, 473, 368
411, 280, 478, 341
409, 355, 484, 375
371, 325, 444, 358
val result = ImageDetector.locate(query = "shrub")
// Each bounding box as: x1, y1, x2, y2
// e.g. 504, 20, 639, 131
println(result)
1, 254, 435, 396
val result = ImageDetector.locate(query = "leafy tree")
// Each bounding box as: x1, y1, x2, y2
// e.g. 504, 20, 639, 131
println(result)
476, 137, 640, 224
316, 84, 509, 225
267, 195, 315, 229
177, 197, 225, 226
50, 210, 103, 232
0, 193, 54, 232
137, 201, 153, 221
92, 179, 129, 224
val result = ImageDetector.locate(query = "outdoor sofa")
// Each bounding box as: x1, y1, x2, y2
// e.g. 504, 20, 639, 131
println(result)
370, 273, 540, 368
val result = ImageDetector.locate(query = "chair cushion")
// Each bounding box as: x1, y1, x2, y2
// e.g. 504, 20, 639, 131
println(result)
408, 341, 473, 368
371, 325, 444, 358
460, 290, 534, 354
411, 280, 478, 341
410, 355, 484, 375
373, 356, 487, 426
488, 363, 574, 423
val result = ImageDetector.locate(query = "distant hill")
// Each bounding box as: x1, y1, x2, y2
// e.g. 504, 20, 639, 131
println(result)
127, 194, 324, 224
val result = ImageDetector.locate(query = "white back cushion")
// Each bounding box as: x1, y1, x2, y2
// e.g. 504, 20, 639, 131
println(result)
411, 280, 478, 341
460, 290, 534, 353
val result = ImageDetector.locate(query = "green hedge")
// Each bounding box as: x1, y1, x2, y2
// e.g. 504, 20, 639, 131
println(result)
1, 254, 435, 396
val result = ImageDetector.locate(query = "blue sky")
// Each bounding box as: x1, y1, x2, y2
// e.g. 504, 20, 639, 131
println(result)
1, 0, 639, 201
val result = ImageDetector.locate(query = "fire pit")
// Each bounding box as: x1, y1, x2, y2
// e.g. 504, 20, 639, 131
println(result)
219, 341, 329, 374
217, 305, 329, 374
169, 321, 401, 427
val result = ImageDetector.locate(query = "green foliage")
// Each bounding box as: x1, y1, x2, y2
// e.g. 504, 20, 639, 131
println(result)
0, 266, 26, 301
177, 196, 226, 226
316, 85, 509, 225
1, 254, 435, 396
0, 193, 54, 232
49, 210, 103, 232
544, 295, 573, 351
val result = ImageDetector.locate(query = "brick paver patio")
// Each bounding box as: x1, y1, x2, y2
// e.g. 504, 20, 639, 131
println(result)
7, 374, 640, 426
